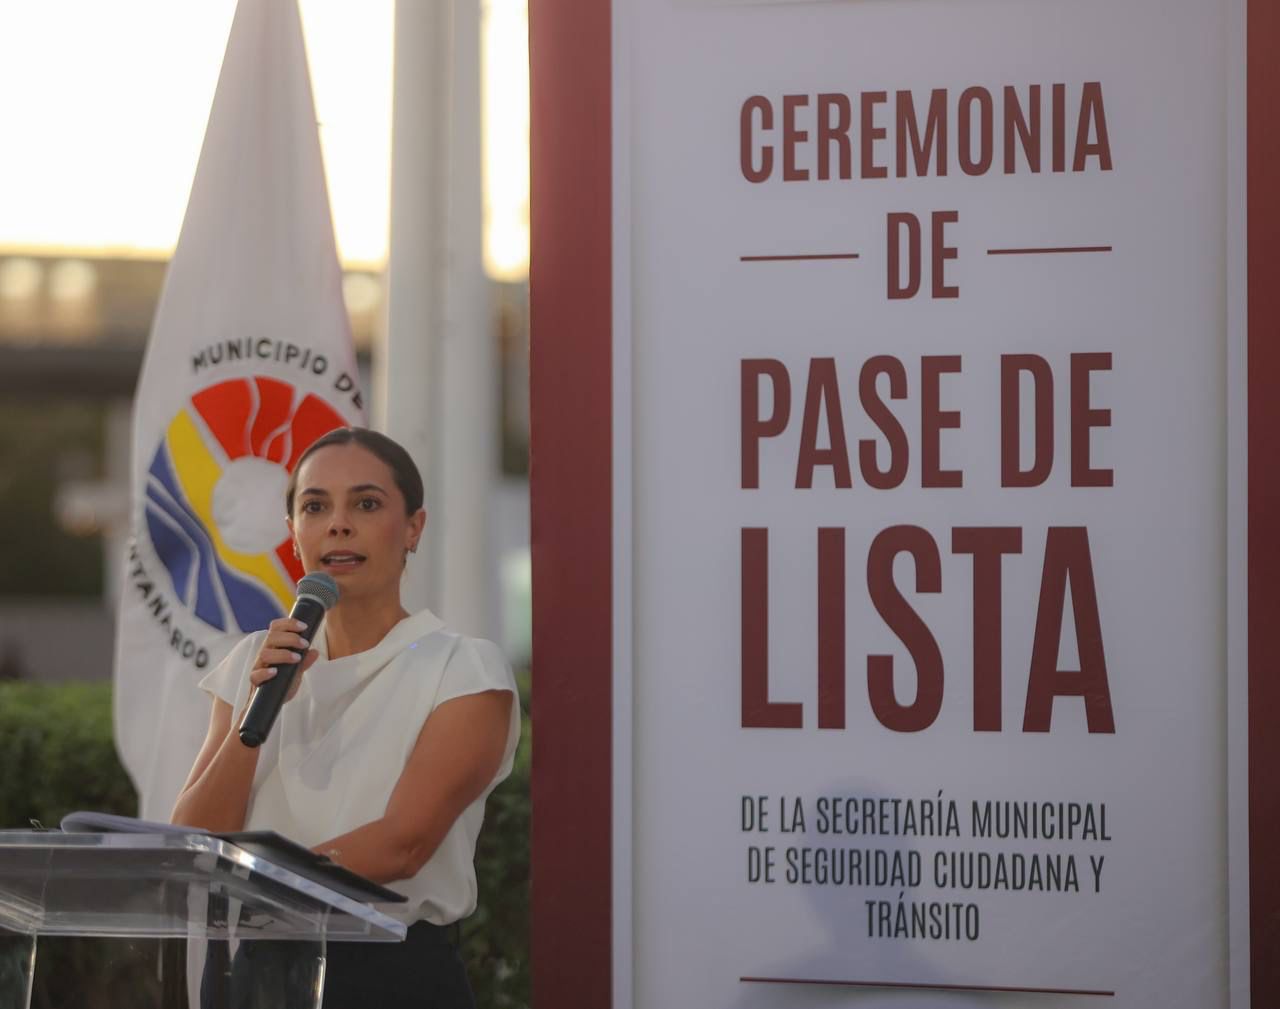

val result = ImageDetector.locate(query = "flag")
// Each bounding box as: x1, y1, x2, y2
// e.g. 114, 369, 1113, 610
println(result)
114, 0, 366, 819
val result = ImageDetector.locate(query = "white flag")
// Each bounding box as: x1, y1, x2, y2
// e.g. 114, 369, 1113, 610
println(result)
114, 0, 366, 819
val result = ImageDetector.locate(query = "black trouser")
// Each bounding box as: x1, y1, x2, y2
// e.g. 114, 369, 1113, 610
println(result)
201, 921, 476, 1009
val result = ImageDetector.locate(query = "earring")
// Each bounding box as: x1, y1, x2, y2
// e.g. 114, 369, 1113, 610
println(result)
292, 543, 301, 559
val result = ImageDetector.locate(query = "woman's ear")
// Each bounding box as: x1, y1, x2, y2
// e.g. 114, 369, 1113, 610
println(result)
407, 508, 426, 553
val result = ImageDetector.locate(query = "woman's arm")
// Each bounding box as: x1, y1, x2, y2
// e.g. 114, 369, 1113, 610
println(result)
313, 688, 514, 883
170, 696, 261, 832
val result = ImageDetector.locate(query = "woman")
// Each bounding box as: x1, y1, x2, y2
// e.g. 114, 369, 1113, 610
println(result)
172, 427, 519, 1008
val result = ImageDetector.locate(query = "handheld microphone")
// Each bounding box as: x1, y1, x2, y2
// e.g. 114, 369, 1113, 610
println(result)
238, 572, 339, 748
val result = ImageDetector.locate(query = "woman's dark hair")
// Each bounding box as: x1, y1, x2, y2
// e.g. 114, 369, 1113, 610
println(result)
286, 427, 424, 516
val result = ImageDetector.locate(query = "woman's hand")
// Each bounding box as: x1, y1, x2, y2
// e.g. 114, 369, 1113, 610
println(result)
247, 616, 320, 705
172, 613, 321, 834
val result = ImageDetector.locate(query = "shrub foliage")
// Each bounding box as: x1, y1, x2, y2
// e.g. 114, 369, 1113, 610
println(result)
0, 682, 138, 828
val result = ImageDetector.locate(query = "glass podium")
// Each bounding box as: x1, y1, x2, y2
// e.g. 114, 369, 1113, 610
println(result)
0, 830, 406, 1009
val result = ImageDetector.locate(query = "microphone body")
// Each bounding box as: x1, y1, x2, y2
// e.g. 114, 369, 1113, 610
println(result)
239, 573, 338, 748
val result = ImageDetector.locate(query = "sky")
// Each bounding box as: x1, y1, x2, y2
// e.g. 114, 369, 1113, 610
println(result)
0, 1, 396, 267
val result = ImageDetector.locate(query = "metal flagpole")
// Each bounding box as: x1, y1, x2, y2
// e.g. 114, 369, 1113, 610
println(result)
379, 0, 493, 636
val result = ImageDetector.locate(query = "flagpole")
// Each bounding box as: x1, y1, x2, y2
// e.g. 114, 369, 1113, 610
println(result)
380, 0, 493, 636
440, 0, 494, 639
378, 0, 454, 614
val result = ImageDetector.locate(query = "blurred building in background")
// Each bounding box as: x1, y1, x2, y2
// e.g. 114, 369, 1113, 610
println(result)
0, 0, 532, 683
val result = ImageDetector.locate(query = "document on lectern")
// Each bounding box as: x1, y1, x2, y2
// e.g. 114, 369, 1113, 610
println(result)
58, 811, 407, 904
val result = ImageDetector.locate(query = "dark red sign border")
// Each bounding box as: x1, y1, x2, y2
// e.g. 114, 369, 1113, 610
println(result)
1249, 0, 1279, 1002
531, 3, 1277, 1006
528, 0, 613, 1005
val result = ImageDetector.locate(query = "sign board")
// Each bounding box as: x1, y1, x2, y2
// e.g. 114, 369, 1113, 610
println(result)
530, 1, 1274, 1006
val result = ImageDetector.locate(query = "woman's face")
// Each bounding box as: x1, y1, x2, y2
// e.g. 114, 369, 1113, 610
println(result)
287, 442, 425, 602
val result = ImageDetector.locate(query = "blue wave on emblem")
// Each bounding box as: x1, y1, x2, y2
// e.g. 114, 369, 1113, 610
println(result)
146, 446, 226, 628
145, 442, 285, 633
219, 565, 283, 632
145, 503, 197, 606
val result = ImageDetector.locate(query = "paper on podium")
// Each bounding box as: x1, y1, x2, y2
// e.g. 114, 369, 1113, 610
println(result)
59, 811, 407, 904
60, 810, 196, 837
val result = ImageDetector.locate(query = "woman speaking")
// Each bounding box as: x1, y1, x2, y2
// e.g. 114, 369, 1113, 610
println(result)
172, 427, 519, 1008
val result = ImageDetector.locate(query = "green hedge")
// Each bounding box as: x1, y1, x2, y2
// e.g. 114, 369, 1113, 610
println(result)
466, 669, 532, 1009
0, 682, 138, 828
0, 680, 531, 1009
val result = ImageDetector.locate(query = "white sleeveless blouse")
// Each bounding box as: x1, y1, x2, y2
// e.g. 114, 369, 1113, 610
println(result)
197, 609, 520, 926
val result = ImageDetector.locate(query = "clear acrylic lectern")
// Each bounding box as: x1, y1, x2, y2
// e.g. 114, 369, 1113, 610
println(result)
0, 830, 406, 1009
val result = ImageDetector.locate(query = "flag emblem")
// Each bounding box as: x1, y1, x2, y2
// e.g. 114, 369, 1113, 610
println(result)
143, 375, 345, 633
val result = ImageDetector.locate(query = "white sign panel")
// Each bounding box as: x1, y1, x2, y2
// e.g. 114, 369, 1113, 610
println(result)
616, 0, 1241, 1005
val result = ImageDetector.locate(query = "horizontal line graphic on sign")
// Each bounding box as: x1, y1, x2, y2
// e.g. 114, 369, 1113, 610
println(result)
739, 976, 1115, 997
987, 245, 1114, 255
740, 253, 861, 261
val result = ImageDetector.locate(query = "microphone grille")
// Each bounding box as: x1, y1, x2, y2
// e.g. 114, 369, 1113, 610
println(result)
296, 572, 340, 611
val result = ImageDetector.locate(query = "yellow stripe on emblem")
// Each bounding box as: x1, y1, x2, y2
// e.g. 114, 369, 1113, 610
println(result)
166, 410, 295, 611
